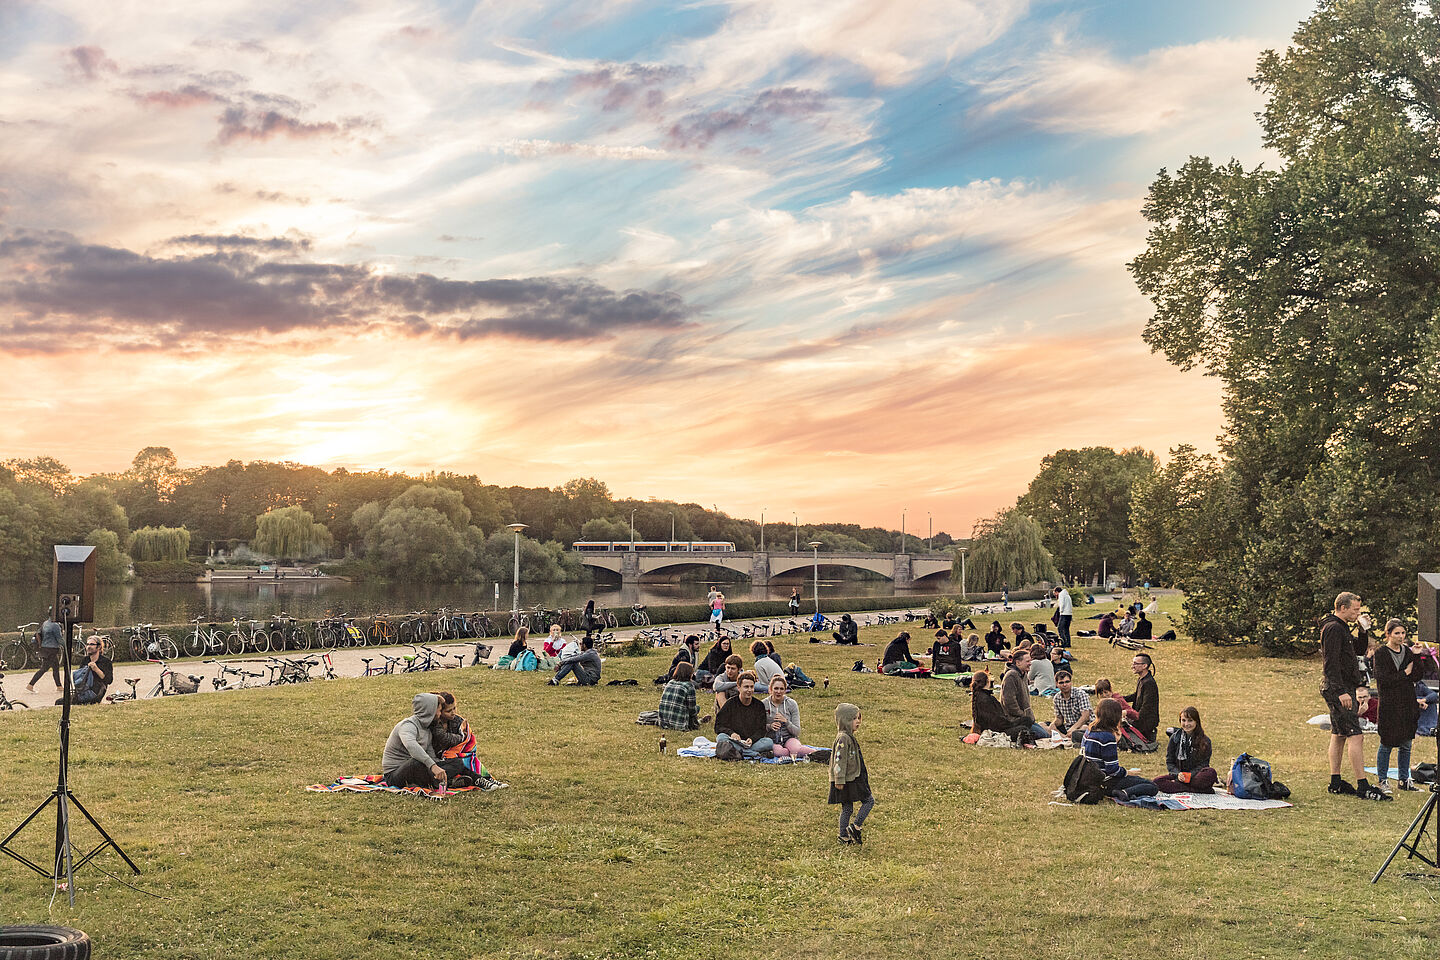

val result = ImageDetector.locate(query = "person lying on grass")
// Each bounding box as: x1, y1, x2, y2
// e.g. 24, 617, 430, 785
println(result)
658, 662, 712, 731
763, 675, 815, 759
382, 692, 447, 790
1082, 698, 1158, 801
548, 635, 601, 686
713, 655, 743, 711
715, 672, 773, 759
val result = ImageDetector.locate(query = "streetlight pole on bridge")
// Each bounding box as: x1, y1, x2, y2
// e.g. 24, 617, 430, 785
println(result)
807, 541, 823, 616
928, 512, 932, 553
760, 508, 765, 553
958, 546, 968, 600
793, 512, 798, 552
507, 523, 527, 616
630, 509, 636, 551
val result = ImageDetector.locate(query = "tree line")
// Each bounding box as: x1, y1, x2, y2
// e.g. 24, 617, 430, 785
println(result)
0, 450, 956, 584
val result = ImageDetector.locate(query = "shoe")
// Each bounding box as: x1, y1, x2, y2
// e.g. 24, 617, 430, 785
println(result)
25, 684, 34, 693
1327, 780, 1357, 796
1358, 784, 1393, 801
1377, 779, 1393, 794
547, 678, 559, 685
1399, 780, 1420, 791
480, 779, 508, 791
838, 834, 853, 844
450, 775, 475, 789
847, 824, 863, 845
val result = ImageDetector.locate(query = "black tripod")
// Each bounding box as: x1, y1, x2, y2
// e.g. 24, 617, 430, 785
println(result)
0, 612, 139, 905
1372, 732, 1440, 883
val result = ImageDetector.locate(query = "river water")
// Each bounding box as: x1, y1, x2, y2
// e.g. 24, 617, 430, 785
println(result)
0, 578, 946, 631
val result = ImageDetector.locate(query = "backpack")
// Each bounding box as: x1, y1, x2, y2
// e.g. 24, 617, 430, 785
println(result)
510, 649, 538, 672
1117, 721, 1159, 753
1229, 753, 1291, 800
714, 739, 742, 761
1063, 754, 1106, 804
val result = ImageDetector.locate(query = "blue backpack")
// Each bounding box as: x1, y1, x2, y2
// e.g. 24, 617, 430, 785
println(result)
1230, 753, 1290, 800
509, 649, 538, 672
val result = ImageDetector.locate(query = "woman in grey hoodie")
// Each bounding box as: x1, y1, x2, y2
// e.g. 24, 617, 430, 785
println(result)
382, 693, 447, 788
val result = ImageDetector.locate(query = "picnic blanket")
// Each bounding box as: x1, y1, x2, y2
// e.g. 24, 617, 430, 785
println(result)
676, 736, 819, 764
305, 775, 479, 800
1118, 791, 1292, 811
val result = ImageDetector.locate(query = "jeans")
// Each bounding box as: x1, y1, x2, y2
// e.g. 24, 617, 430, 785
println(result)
553, 650, 602, 684
1106, 774, 1158, 800
715, 732, 774, 759
1377, 740, 1413, 782
1028, 722, 1051, 740
1057, 614, 1072, 647
385, 758, 439, 788
28, 648, 61, 688
839, 796, 874, 837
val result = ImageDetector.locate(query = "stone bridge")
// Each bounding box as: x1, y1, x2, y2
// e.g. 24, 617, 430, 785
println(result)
576, 550, 954, 587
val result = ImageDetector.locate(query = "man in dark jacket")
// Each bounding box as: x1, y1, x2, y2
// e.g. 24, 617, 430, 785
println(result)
1320, 592, 1387, 800
832, 614, 859, 645
714, 673, 772, 759
1124, 653, 1160, 742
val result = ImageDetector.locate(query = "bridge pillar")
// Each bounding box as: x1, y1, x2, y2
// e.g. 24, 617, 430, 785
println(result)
621, 551, 640, 583
893, 554, 914, 588
750, 552, 770, 585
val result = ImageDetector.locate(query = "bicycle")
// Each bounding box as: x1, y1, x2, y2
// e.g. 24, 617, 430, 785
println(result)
630, 604, 651, 627
207, 660, 265, 691
265, 656, 315, 684
182, 617, 230, 658
506, 611, 529, 634
466, 612, 495, 638
128, 623, 179, 662
368, 616, 396, 645
1, 623, 39, 673
400, 612, 433, 644
316, 650, 338, 680
0, 670, 30, 709
361, 654, 402, 677
596, 608, 619, 629
105, 678, 141, 703
146, 660, 203, 698
469, 641, 494, 666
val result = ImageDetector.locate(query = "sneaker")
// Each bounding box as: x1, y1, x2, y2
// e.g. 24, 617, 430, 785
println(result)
1377, 779, 1393, 794
450, 775, 475, 789
838, 834, 853, 844
1358, 784, 1393, 801
847, 824, 863, 845
1398, 780, 1420, 791
547, 678, 559, 686
1327, 780, 1357, 796
480, 779, 509, 791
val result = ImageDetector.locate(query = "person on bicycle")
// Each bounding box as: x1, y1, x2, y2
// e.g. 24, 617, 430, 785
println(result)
26, 610, 63, 693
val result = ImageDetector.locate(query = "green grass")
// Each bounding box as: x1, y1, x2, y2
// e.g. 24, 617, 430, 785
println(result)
1, 594, 1437, 958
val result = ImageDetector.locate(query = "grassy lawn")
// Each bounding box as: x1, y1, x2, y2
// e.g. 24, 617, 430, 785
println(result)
1, 593, 1437, 958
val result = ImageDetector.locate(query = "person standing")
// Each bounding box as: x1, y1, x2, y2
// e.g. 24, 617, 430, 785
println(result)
1053, 586, 1073, 648
788, 589, 801, 617
1319, 592, 1388, 800
26, 612, 63, 693
1374, 618, 1421, 792
709, 591, 726, 634
829, 703, 874, 844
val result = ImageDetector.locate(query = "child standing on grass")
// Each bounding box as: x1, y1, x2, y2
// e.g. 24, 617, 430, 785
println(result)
829, 703, 874, 844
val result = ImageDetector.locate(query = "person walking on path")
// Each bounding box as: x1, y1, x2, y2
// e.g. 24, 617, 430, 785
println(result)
1320, 592, 1389, 801
26, 612, 63, 693
1053, 586, 1073, 648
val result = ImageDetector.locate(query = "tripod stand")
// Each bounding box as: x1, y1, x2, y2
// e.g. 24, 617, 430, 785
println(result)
1372, 732, 1440, 883
0, 611, 139, 905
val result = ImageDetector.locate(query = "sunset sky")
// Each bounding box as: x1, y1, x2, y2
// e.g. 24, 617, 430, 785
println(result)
0, 0, 1316, 535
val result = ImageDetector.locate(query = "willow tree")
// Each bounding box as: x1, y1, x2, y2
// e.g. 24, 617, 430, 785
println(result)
1128, 0, 1440, 649
128, 525, 191, 562
959, 509, 1060, 593
253, 506, 333, 560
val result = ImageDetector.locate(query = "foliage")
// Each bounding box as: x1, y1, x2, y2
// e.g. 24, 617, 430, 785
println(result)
927, 596, 970, 623
132, 559, 205, 582
128, 525, 191, 562
1128, 0, 1440, 651
252, 505, 333, 560
84, 527, 130, 582
475, 529, 583, 586
959, 509, 1060, 593
580, 517, 634, 542
362, 485, 484, 582
1016, 446, 1156, 582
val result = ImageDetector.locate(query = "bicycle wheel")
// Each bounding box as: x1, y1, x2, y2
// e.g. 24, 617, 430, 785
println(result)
0, 641, 29, 672
414, 620, 432, 643
264, 630, 283, 653
158, 636, 180, 660
291, 626, 311, 651
182, 631, 205, 658
605, 612, 618, 628
131, 634, 148, 661
320, 625, 339, 650
225, 632, 245, 656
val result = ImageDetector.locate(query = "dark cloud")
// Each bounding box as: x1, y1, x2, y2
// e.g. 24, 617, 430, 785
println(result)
216, 105, 370, 145
667, 87, 829, 149
68, 46, 117, 80
136, 83, 223, 109
0, 229, 696, 352
530, 62, 685, 117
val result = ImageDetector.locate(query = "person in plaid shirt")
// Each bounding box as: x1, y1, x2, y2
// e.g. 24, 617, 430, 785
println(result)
1051, 670, 1093, 743
658, 662, 710, 731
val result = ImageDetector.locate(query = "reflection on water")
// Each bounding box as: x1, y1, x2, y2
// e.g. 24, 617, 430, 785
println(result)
0, 578, 945, 629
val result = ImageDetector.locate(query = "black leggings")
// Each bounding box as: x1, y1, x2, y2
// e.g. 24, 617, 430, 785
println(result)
385, 759, 440, 789
29, 648, 61, 688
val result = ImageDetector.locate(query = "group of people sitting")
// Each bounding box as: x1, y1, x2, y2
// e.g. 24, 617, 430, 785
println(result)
969, 649, 1160, 748
1080, 702, 1217, 800
656, 663, 819, 761
381, 690, 506, 791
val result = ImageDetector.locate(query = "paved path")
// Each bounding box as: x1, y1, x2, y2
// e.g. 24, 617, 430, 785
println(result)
0, 597, 1074, 712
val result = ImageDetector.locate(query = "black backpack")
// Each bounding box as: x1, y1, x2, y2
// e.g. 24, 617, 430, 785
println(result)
1064, 754, 1106, 804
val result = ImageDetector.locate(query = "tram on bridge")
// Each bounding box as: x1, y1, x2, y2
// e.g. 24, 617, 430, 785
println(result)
571, 540, 736, 553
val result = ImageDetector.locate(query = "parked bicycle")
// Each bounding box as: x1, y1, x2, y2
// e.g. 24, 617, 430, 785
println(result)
147, 660, 203, 698
0, 669, 29, 709
105, 678, 141, 703
468, 641, 493, 666
207, 660, 265, 691
630, 604, 651, 627
361, 653, 403, 677
128, 623, 179, 662
0, 622, 39, 673
183, 617, 230, 658
265, 656, 315, 684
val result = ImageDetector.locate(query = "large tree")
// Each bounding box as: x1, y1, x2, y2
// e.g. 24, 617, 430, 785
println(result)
959, 508, 1060, 593
1016, 447, 1156, 583
1129, 0, 1440, 648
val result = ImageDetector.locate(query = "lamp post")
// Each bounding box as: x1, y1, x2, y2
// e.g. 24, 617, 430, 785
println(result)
669, 512, 674, 551
630, 509, 637, 551
928, 512, 932, 552
807, 541, 823, 615
959, 546, 968, 599
793, 513, 798, 552
901, 509, 906, 553
760, 508, 765, 553
507, 523, 527, 615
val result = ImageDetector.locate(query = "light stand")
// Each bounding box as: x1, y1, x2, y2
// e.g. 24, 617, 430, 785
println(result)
0, 546, 138, 905
1372, 731, 1440, 883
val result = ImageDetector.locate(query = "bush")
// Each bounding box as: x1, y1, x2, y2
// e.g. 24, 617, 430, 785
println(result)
928, 596, 970, 622
133, 559, 205, 582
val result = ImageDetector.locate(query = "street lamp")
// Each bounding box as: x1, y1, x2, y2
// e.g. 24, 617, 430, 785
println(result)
793, 512, 798, 552
507, 523, 527, 615
669, 512, 674, 551
901, 508, 906, 553
958, 546, 968, 599
630, 509, 637, 551
760, 508, 765, 553
807, 541, 823, 615
928, 512, 932, 553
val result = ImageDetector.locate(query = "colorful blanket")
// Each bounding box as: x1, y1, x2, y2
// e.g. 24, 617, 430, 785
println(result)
305, 775, 478, 799
676, 736, 819, 764
1118, 791, 1292, 811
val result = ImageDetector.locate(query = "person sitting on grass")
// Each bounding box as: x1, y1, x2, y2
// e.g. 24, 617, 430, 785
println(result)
543, 624, 566, 657
960, 634, 986, 661
1130, 611, 1153, 640
1048, 645, 1074, 678
713, 654, 744, 710
985, 621, 1008, 656
430, 691, 506, 790
833, 614, 859, 645
763, 675, 815, 759
382, 692, 447, 789
548, 636, 602, 686
1010, 622, 1032, 647
658, 662, 711, 731
1027, 644, 1058, 696
1097, 611, 1118, 639
1001, 649, 1052, 742
1152, 706, 1217, 793
969, 670, 1008, 736
507, 626, 530, 660
699, 636, 735, 679
714, 672, 773, 759
751, 639, 785, 690
1082, 699, 1158, 801
1124, 653, 1160, 742
1051, 671, 1092, 743
667, 635, 702, 681
930, 630, 964, 673
1118, 609, 1137, 637
881, 632, 918, 674
1093, 677, 1140, 724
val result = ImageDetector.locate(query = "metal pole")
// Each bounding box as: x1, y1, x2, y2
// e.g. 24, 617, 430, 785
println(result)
901, 510, 905, 552
813, 545, 819, 614
670, 513, 674, 551
928, 513, 932, 552
512, 531, 520, 615
960, 547, 967, 599
630, 510, 636, 551
760, 509, 765, 553
793, 513, 797, 551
